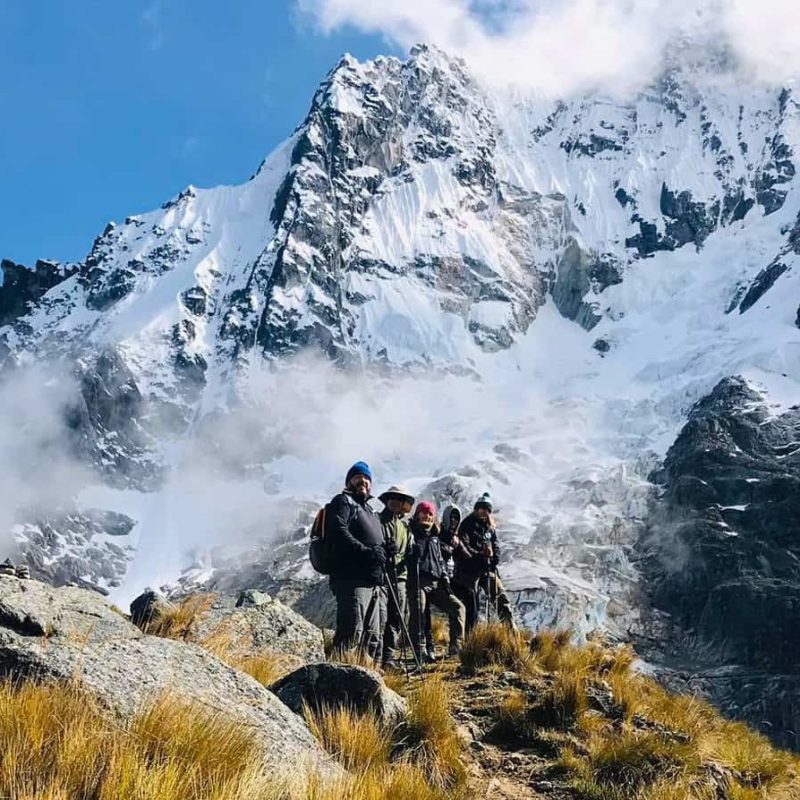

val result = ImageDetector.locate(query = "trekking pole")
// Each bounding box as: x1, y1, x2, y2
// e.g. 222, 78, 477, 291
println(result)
385, 565, 418, 678
493, 566, 501, 618
385, 571, 423, 675
484, 566, 491, 624
416, 558, 424, 661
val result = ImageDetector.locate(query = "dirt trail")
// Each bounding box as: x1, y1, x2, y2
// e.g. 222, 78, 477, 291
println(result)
400, 660, 576, 799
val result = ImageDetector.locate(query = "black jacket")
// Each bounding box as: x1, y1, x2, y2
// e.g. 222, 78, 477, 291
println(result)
326, 491, 384, 586
408, 521, 448, 585
453, 512, 499, 583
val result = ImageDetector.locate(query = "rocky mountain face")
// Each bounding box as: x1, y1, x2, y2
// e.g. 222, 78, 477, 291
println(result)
1, 45, 800, 745
635, 376, 800, 749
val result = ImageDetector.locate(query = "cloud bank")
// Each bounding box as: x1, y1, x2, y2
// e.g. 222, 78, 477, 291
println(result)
296, 0, 800, 95
0, 366, 89, 557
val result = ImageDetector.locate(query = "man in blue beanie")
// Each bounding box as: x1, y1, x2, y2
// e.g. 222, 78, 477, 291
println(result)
326, 461, 388, 661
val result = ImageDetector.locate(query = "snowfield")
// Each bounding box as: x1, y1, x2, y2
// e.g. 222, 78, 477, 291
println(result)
0, 45, 798, 645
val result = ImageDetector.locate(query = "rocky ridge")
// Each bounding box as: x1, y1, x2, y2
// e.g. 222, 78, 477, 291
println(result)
1, 45, 800, 747
0, 575, 337, 776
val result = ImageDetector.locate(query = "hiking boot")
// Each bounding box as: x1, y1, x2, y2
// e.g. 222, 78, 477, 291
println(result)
14, 564, 30, 579
448, 643, 460, 657
424, 648, 437, 664
0, 559, 15, 576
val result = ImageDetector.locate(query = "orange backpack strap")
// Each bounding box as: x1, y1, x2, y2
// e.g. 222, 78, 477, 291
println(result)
312, 506, 327, 539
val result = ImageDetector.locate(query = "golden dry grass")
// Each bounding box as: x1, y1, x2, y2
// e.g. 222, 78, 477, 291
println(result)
430, 615, 449, 647
326, 642, 383, 670
458, 622, 532, 673
142, 594, 293, 687
142, 593, 217, 639
402, 675, 466, 790
304, 676, 466, 800
382, 669, 410, 695
0, 676, 465, 800
0, 679, 288, 800
303, 761, 456, 800
462, 623, 800, 800
305, 704, 392, 772
232, 653, 290, 686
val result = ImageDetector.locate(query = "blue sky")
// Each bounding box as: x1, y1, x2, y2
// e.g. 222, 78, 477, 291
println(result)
0, 1, 395, 265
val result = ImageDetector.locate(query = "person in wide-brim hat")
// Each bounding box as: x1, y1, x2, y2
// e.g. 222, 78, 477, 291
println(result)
378, 485, 416, 506
377, 484, 415, 669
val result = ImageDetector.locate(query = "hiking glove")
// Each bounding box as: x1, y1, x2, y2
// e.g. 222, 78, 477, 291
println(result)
384, 539, 400, 558
370, 544, 388, 569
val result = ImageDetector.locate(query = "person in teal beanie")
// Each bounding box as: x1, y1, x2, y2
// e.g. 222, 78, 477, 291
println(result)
452, 492, 515, 631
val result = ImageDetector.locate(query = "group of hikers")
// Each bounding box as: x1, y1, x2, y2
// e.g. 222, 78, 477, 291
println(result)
311, 461, 515, 669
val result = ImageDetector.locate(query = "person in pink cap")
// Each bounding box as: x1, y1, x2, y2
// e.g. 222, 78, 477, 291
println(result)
407, 500, 466, 661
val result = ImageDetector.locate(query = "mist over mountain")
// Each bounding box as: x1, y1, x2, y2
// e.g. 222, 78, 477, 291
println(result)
1, 43, 798, 746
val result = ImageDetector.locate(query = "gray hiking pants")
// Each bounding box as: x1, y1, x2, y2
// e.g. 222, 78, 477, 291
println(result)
382, 579, 407, 664
331, 579, 387, 663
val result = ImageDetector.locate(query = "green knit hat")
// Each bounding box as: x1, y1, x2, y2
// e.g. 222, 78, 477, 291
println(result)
474, 492, 493, 512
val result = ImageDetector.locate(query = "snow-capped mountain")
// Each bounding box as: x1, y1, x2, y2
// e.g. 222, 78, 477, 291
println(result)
2, 45, 799, 745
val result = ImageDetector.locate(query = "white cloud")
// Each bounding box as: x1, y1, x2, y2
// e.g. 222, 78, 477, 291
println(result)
723, 0, 800, 84
0, 366, 89, 558
295, 0, 800, 95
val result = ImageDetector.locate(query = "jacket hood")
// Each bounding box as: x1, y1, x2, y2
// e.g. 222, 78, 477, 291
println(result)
440, 504, 462, 533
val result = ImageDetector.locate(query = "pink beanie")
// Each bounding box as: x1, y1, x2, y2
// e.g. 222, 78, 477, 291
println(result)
415, 501, 436, 517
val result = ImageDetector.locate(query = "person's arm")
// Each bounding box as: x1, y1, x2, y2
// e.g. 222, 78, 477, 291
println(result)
452, 537, 474, 558
403, 522, 413, 554
408, 531, 424, 565
454, 518, 479, 559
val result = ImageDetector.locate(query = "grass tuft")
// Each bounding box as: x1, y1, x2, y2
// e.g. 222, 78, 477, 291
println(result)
142, 593, 217, 640
304, 675, 466, 799
402, 675, 466, 790
0, 676, 465, 800
459, 623, 531, 674
0, 679, 289, 799
305, 704, 392, 772
430, 615, 449, 648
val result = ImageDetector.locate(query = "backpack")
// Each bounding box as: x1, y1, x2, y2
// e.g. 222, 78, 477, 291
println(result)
309, 505, 332, 575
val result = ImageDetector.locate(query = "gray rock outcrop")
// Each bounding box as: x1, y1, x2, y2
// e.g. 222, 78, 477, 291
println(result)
188, 591, 326, 669
0, 576, 336, 776
272, 663, 408, 727
637, 376, 800, 749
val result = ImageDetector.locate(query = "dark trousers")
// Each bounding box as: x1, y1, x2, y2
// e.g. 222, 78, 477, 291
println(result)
453, 581, 479, 632
331, 578, 387, 662
382, 579, 407, 664
455, 572, 514, 632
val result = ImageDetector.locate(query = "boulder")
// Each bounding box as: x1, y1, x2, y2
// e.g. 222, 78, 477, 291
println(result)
0, 576, 337, 776
272, 663, 407, 726
129, 587, 175, 629
189, 591, 325, 669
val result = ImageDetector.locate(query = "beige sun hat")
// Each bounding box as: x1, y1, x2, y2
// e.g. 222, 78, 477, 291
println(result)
378, 484, 416, 505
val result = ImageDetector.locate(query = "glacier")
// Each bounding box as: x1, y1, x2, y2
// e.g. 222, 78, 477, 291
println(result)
1, 42, 799, 745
